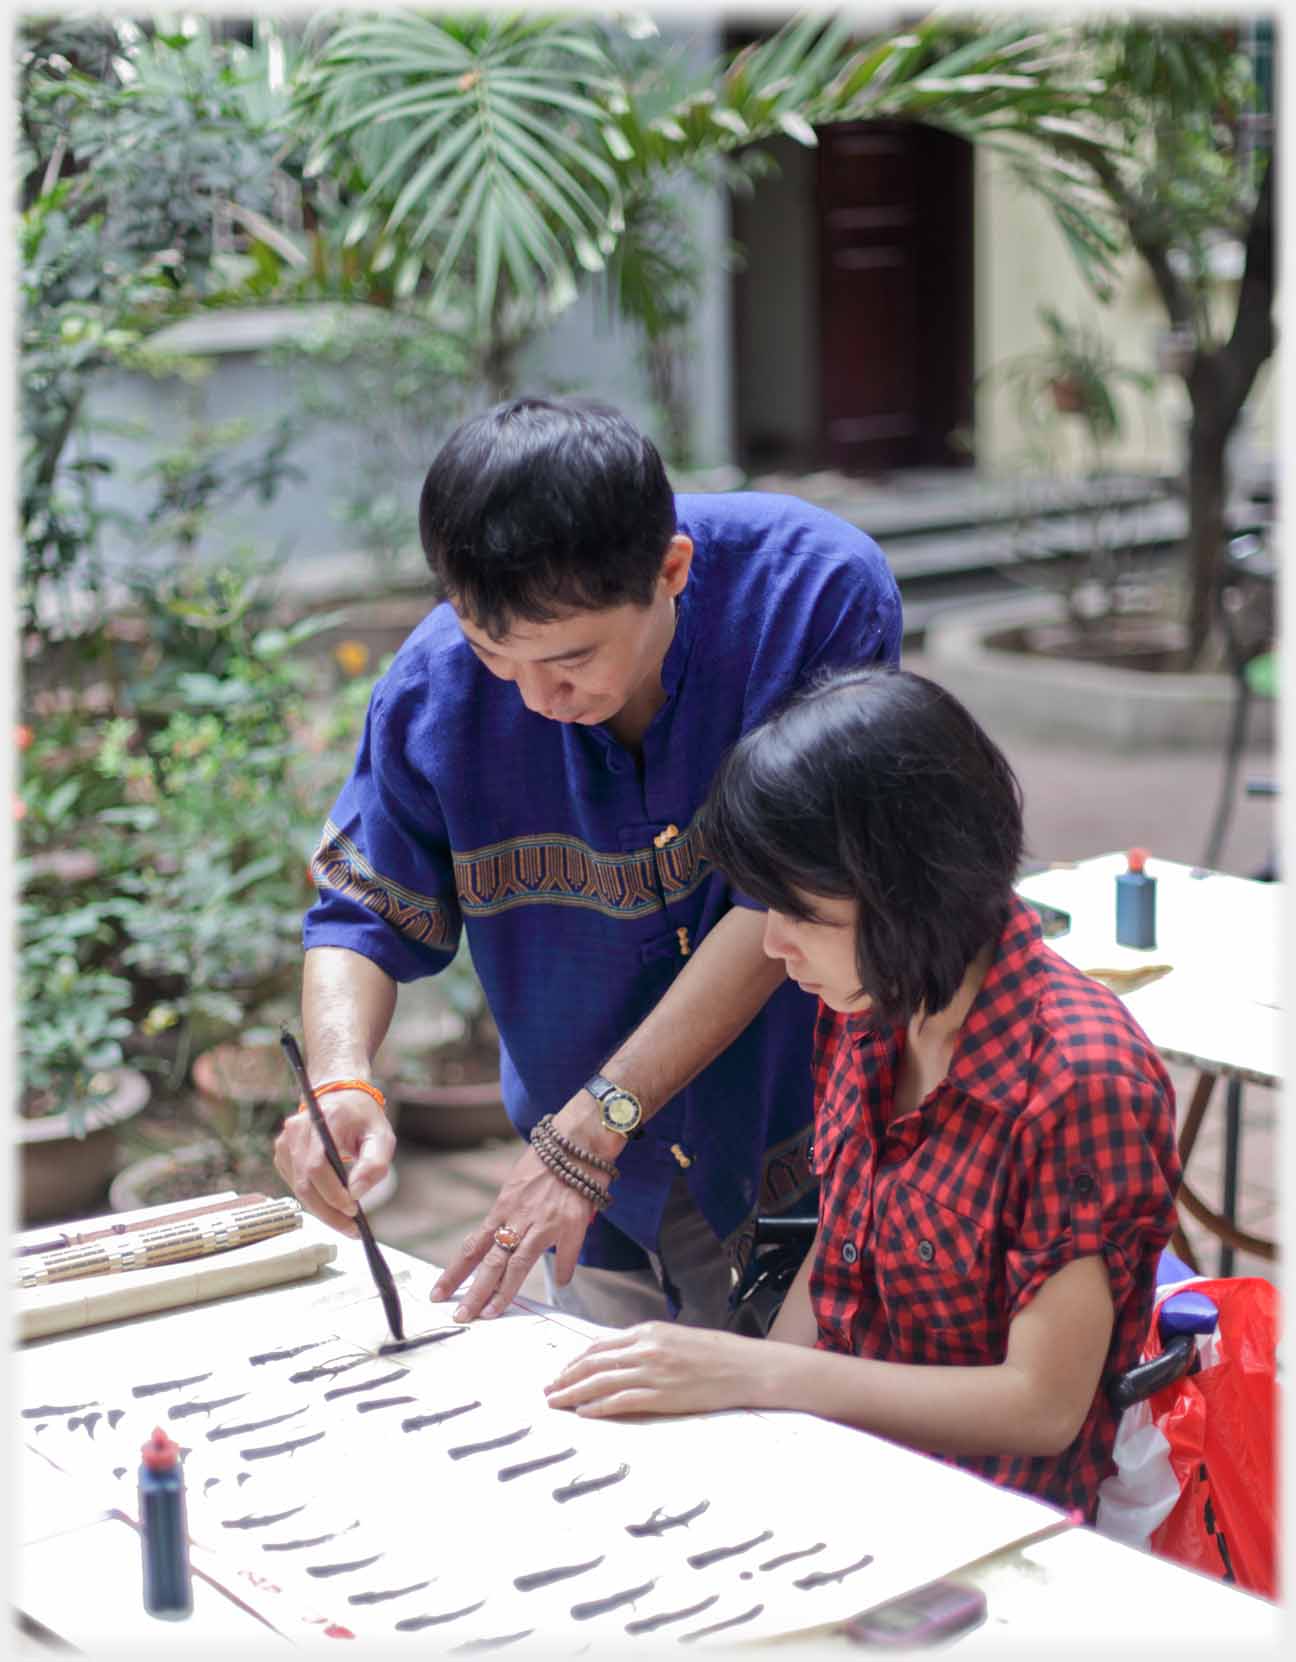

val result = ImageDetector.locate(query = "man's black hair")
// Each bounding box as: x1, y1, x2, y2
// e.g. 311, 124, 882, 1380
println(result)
418, 396, 677, 637
701, 667, 1025, 1026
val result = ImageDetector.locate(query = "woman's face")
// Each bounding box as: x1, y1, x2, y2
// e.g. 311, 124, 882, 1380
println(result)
762, 891, 872, 1014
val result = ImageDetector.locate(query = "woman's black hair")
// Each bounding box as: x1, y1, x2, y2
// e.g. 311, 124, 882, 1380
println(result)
701, 667, 1025, 1025
418, 396, 677, 637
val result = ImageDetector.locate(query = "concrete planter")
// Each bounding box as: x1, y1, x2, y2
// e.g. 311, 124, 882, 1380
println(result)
18, 1068, 151, 1224
108, 1138, 398, 1215
924, 594, 1272, 752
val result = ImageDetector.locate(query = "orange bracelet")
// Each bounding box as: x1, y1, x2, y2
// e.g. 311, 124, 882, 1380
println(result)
296, 1077, 387, 1115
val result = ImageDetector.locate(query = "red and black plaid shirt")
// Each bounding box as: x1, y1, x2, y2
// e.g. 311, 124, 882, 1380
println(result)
809, 896, 1181, 1520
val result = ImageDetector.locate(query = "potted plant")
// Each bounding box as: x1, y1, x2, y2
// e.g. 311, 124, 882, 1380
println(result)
17, 882, 151, 1222
389, 942, 511, 1148
990, 306, 1157, 457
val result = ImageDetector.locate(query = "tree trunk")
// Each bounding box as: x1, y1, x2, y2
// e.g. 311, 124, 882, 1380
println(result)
1182, 389, 1230, 667
1179, 156, 1274, 669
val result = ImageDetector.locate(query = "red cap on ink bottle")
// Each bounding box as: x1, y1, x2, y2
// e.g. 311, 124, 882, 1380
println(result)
1115, 847, 1156, 949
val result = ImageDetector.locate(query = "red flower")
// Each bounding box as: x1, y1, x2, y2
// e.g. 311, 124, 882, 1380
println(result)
14, 795, 28, 821
15, 725, 33, 751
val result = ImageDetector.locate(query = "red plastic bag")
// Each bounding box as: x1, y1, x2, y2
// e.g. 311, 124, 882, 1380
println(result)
1144, 1276, 1279, 1598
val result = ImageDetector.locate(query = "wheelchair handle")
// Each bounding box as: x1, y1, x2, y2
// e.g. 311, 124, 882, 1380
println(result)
1108, 1332, 1197, 1414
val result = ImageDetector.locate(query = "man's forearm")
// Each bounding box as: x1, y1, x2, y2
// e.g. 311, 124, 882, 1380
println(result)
597, 905, 785, 1116
302, 945, 399, 1080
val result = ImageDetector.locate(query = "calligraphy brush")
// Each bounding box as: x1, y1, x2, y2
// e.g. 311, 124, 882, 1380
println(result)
279, 1026, 405, 1344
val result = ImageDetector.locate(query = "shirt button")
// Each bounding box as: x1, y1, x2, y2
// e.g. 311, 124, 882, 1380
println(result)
841, 1242, 859, 1265
917, 1240, 935, 1264
1072, 1173, 1095, 1197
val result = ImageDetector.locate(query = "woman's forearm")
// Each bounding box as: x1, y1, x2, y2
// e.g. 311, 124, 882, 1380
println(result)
751, 1342, 1070, 1458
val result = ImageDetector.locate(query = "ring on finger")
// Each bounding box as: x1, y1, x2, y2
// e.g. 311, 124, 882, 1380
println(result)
493, 1223, 523, 1254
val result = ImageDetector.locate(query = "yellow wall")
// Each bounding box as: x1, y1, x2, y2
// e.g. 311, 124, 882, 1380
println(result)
974, 146, 1276, 481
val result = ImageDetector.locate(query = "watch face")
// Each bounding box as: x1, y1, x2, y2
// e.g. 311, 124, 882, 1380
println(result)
605, 1094, 640, 1130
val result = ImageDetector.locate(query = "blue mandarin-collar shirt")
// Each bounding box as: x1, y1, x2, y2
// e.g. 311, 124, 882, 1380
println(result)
304, 492, 902, 1271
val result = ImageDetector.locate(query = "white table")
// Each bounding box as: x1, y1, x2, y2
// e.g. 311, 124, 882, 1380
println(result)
16, 1219, 1279, 1656
1017, 853, 1282, 1273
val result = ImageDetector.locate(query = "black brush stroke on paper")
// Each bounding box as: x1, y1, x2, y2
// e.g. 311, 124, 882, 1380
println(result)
356, 1395, 418, 1413
307, 1552, 383, 1579
402, 1402, 481, 1433
289, 1354, 371, 1384
449, 1631, 534, 1654
249, 1338, 335, 1366
379, 1328, 469, 1357
21, 1401, 97, 1419
686, 1530, 773, 1570
169, 1392, 249, 1420
222, 1505, 307, 1531
113, 1467, 127, 1482
498, 1447, 576, 1482
203, 1478, 221, 1497
208, 1405, 308, 1443
678, 1603, 764, 1643
625, 1500, 709, 1537
447, 1426, 530, 1460
262, 1524, 357, 1553
67, 1412, 102, 1440
624, 1595, 718, 1636
553, 1464, 630, 1503
240, 1430, 327, 1462
793, 1552, 874, 1590
132, 1371, 212, 1398
237, 1473, 252, 1486
571, 1580, 657, 1621
395, 1601, 486, 1631
348, 1581, 431, 1606
107, 1409, 125, 1430
513, 1556, 605, 1593
759, 1543, 825, 1572
323, 1368, 409, 1401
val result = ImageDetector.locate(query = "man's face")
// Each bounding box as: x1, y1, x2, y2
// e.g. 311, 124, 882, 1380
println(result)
452, 536, 692, 728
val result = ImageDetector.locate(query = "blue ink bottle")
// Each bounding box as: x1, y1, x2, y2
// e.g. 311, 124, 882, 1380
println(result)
1115, 847, 1157, 949
138, 1426, 193, 1620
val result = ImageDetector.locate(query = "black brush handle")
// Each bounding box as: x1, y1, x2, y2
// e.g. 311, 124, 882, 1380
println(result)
279, 1028, 405, 1342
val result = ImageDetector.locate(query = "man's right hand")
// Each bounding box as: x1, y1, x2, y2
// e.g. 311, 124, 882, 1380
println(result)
273, 1089, 396, 1237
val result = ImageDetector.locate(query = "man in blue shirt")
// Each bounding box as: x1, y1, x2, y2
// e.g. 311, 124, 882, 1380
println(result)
274, 397, 901, 1328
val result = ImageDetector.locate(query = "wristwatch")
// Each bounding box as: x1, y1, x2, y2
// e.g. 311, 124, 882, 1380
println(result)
584, 1074, 645, 1140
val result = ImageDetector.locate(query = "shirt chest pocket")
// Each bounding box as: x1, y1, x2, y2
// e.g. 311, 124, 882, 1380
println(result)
874, 1179, 1002, 1364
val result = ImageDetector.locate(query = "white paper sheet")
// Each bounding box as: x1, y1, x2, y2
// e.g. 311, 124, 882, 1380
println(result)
18, 1267, 1064, 1651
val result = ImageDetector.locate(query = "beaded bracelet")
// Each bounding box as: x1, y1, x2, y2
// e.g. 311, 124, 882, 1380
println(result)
530, 1123, 612, 1211
531, 1122, 611, 1205
532, 1113, 619, 1177
296, 1077, 387, 1115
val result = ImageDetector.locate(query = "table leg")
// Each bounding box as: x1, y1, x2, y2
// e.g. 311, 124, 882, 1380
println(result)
1218, 1077, 1243, 1277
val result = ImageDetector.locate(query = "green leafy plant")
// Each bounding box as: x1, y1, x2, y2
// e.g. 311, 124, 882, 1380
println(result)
17, 886, 135, 1129
988, 307, 1156, 462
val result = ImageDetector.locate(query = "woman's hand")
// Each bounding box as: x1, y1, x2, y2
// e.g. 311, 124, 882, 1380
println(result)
544, 1322, 765, 1418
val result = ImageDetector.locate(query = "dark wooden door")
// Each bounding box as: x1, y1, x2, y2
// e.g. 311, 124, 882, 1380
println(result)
818, 120, 974, 474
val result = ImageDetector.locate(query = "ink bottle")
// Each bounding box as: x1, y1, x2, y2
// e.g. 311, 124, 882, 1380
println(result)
1115, 847, 1157, 949
138, 1426, 193, 1620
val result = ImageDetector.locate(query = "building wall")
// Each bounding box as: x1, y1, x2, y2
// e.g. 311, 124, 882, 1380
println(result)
974, 146, 1276, 484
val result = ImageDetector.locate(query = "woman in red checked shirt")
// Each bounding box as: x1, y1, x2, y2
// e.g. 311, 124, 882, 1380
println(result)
545, 666, 1182, 1522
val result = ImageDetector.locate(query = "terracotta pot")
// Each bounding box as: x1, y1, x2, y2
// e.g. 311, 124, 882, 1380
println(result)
1049, 375, 1087, 414
192, 1041, 296, 1137
108, 1138, 398, 1215
393, 1074, 512, 1149
17, 1068, 151, 1224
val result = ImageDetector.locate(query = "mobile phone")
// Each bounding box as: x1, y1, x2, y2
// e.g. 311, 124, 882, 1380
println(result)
1023, 896, 1071, 938
845, 1579, 987, 1648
